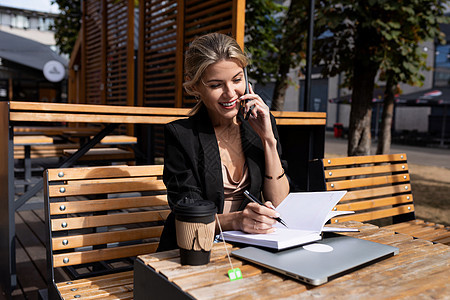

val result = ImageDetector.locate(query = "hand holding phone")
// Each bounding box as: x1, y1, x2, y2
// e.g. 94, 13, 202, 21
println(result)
243, 67, 255, 120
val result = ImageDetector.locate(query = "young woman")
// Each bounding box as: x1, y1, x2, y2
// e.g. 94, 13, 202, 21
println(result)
158, 33, 289, 251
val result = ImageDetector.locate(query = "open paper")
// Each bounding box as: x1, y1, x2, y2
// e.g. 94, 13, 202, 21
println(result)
222, 191, 351, 250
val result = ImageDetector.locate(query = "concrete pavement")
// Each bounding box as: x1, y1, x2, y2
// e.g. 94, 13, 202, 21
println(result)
324, 131, 450, 169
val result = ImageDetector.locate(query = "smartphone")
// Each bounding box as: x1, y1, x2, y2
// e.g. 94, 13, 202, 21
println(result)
243, 67, 254, 120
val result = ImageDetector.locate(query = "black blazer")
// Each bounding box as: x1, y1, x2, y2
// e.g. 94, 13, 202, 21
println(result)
157, 105, 286, 251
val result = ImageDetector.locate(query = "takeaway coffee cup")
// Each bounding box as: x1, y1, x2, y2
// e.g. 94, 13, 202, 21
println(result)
174, 199, 217, 265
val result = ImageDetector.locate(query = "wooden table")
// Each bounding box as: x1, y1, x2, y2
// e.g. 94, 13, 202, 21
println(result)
0, 101, 326, 296
135, 221, 450, 299
13, 135, 54, 190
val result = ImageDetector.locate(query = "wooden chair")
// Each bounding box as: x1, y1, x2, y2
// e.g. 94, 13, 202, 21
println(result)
44, 164, 169, 299
309, 153, 449, 245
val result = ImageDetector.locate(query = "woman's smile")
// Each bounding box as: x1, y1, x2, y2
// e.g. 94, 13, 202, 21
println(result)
220, 99, 238, 108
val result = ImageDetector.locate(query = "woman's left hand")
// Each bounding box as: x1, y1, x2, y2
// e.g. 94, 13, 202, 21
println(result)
240, 84, 275, 142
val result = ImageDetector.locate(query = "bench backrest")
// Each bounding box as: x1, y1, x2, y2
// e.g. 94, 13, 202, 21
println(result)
309, 153, 415, 224
44, 164, 168, 284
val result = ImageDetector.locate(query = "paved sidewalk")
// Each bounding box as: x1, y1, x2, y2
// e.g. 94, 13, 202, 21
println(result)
324, 131, 450, 169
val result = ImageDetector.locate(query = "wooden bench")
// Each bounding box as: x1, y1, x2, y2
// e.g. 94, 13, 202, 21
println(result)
309, 153, 450, 245
14, 135, 54, 188
63, 148, 135, 164
14, 143, 81, 160
44, 164, 168, 299
99, 135, 137, 145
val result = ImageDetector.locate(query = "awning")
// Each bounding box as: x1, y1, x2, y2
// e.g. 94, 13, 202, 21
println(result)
329, 87, 450, 106
396, 87, 450, 106
0, 30, 67, 71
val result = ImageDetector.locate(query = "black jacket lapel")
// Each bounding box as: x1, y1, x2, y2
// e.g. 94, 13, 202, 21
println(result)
194, 107, 225, 213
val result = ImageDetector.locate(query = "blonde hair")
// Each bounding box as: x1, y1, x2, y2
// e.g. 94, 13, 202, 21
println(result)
184, 33, 248, 116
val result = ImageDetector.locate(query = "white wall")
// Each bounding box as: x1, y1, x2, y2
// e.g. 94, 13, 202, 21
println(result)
0, 25, 56, 46
283, 68, 300, 111
395, 107, 431, 132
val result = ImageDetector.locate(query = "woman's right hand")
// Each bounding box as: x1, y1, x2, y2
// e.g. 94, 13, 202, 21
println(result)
235, 202, 279, 234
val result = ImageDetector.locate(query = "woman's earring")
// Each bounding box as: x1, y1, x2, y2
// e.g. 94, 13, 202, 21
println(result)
195, 95, 200, 102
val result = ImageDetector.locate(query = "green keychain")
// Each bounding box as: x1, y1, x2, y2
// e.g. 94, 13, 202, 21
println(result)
228, 268, 243, 281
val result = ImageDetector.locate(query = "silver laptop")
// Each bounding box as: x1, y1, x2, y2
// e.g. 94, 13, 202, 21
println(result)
231, 234, 399, 286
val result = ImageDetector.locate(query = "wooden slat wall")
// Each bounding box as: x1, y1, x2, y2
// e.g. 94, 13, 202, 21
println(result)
84, 0, 103, 105
83, 0, 134, 107
82, 0, 135, 135
105, 0, 134, 106
77, 0, 245, 108
138, 0, 245, 108
139, 0, 179, 107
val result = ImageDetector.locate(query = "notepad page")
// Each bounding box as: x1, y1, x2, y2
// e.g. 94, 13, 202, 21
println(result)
273, 191, 347, 231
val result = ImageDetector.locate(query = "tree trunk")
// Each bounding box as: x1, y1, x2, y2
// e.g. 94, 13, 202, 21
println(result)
376, 75, 395, 154
347, 20, 382, 157
347, 60, 379, 156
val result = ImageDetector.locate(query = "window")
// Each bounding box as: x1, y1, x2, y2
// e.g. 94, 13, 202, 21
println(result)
434, 44, 450, 87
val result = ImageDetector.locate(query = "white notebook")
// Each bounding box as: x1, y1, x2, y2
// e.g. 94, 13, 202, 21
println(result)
222, 191, 351, 250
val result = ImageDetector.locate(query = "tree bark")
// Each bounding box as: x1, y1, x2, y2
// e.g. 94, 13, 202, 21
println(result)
376, 75, 395, 154
347, 27, 380, 156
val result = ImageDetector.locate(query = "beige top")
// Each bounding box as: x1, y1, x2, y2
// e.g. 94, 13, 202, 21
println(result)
222, 163, 250, 213
215, 124, 250, 213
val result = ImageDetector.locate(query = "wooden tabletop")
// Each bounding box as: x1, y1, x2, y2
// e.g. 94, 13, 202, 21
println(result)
8, 101, 326, 126
138, 221, 450, 299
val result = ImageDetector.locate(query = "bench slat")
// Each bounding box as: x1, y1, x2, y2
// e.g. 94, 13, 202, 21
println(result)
335, 195, 414, 212
100, 135, 137, 145
56, 271, 133, 290
61, 282, 133, 299
53, 242, 159, 267
327, 174, 410, 190
13, 135, 54, 145
49, 178, 166, 197
50, 195, 168, 215
323, 153, 407, 167
47, 164, 163, 180
332, 205, 415, 223
52, 227, 164, 250
60, 284, 134, 299
63, 147, 135, 161
341, 185, 412, 202
51, 210, 170, 231
325, 163, 409, 179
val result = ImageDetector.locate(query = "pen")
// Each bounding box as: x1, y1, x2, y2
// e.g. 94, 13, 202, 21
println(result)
243, 190, 288, 228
